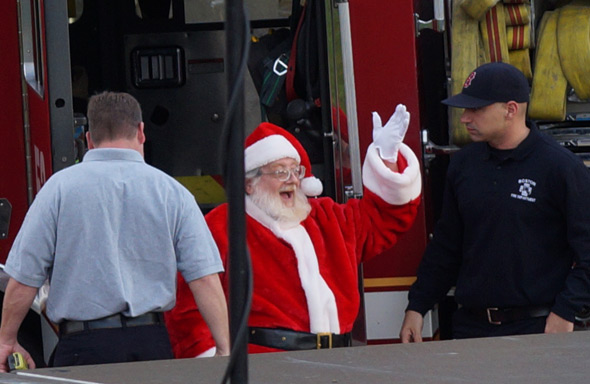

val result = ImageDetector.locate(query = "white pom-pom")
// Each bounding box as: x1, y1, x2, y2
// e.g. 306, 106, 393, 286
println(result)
300, 177, 323, 197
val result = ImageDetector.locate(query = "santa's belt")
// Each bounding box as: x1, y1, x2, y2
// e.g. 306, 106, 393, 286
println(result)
248, 327, 352, 350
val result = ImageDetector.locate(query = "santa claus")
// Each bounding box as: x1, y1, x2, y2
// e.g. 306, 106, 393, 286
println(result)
165, 104, 422, 356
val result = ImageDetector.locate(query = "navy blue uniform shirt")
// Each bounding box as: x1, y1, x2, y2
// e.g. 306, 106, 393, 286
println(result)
408, 125, 590, 322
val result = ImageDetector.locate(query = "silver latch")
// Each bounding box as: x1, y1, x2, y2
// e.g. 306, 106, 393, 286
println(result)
415, 0, 446, 37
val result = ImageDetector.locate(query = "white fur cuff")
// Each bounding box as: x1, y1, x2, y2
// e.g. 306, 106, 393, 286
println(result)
362, 143, 422, 205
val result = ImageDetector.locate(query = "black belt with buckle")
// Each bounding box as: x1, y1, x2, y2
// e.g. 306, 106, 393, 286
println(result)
248, 327, 352, 350
461, 305, 551, 325
59, 312, 163, 335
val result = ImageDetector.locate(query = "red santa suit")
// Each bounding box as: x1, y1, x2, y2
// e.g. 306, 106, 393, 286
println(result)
165, 122, 421, 357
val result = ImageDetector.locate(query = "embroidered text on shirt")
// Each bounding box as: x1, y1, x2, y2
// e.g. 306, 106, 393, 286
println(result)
510, 178, 536, 202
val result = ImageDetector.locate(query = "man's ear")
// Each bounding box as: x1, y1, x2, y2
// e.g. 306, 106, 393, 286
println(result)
245, 178, 253, 195
86, 131, 95, 149
506, 101, 518, 119
137, 122, 146, 144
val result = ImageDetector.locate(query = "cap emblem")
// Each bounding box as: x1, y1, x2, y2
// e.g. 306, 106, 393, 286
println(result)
463, 71, 476, 88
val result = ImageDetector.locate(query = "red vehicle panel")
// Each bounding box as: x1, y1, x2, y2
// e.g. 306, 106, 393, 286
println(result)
0, 0, 28, 264
350, 0, 427, 281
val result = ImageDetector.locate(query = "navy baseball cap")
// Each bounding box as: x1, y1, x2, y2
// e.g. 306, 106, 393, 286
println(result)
442, 62, 530, 108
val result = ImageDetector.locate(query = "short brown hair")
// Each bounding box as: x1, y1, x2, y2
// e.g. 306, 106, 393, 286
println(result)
87, 91, 142, 144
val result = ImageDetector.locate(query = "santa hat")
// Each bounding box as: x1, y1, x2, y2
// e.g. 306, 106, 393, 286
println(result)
244, 122, 323, 197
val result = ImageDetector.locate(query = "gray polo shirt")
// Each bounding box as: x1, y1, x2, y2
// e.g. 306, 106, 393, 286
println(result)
5, 148, 223, 323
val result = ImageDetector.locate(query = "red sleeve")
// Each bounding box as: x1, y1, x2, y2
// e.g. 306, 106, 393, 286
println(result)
355, 188, 420, 263
164, 273, 216, 358
165, 205, 229, 358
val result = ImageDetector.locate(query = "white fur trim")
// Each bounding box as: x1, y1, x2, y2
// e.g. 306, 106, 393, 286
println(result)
300, 176, 323, 197
362, 143, 422, 205
276, 225, 340, 334
245, 196, 340, 333
196, 346, 216, 358
245, 135, 300, 172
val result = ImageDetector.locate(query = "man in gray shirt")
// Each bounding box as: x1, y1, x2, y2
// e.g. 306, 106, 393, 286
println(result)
0, 91, 229, 370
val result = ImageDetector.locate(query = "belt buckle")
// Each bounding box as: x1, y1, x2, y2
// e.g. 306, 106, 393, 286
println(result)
486, 308, 501, 325
316, 332, 332, 349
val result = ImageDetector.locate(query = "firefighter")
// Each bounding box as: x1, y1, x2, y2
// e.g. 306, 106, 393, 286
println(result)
0, 92, 229, 370
165, 106, 422, 357
401, 62, 590, 342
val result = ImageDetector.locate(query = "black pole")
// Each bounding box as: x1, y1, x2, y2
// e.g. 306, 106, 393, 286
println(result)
225, 0, 248, 383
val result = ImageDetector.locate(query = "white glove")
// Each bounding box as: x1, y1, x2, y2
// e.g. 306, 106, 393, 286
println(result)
372, 104, 410, 162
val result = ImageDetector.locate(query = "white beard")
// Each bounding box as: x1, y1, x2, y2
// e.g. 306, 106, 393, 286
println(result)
249, 184, 311, 226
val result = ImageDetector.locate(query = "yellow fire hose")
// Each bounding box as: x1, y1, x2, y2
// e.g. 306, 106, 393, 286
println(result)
528, 11, 567, 120
509, 49, 532, 80
506, 24, 530, 50
461, 0, 500, 20
529, 1, 590, 120
557, 3, 590, 100
504, 3, 530, 26
479, 3, 510, 62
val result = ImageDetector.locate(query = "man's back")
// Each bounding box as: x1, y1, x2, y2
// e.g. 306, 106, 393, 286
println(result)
6, 148, 217, 323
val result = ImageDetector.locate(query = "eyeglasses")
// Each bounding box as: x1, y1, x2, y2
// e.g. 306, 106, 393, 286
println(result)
257, 165, 306, 182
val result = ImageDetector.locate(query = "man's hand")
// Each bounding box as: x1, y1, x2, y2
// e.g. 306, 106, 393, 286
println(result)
372, 104, 410, 163
400, 310, 424, 343
0, 278, 38, 372
544, 312, 574, 334
0, 342, 35, 372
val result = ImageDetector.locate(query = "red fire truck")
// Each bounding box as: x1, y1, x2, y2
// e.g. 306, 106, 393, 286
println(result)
1, 0, 586, 369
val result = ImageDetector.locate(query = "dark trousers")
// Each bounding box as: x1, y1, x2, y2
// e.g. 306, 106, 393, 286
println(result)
52, 324, 173, 367
452, 307, 547, 339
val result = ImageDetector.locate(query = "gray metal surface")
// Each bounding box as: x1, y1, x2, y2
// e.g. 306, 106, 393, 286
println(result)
45, 0, 75, 173
124, 30, 227, 177
123, 30, 262, 178
1, 331, 589, 383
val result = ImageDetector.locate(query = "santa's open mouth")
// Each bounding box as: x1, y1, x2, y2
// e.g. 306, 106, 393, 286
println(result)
280, 190, 294, 202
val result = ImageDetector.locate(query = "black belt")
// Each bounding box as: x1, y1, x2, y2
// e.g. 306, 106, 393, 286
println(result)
59, 312, 163, 335
461, 305, 551, 325
248, 327, 352, 350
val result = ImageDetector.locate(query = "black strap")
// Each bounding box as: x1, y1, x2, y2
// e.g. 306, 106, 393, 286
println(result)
260, 52, 290, 109
461, 305, 551, 325
248, 327, 351, 350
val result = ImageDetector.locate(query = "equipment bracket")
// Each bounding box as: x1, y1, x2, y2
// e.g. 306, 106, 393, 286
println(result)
414, 0, 446, 37
0, 199, 12, 240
